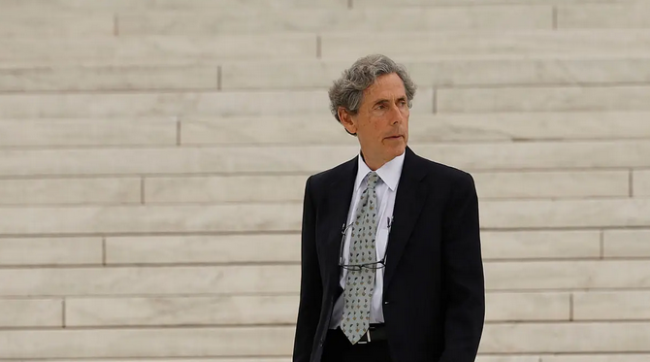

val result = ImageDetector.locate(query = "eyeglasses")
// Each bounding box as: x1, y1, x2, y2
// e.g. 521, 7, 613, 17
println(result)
338, 219, 390, 272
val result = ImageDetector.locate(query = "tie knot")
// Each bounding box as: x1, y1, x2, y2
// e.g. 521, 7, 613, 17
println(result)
366, 172, 380, 190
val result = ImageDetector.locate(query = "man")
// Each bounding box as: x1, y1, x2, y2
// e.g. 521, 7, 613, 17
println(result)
292, 54, 485, 362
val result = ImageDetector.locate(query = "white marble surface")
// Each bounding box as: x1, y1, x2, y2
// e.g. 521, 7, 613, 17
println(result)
64, 292, 572, 326
321, 30, 650, 59
438, 85, 650, 113
66, 295, 300, 326
485, 260, 650, 290
0, 178, 141, 205
633, 170, 650, 196
0, 326, 296, 358
0, 118, 176, 146
105, 230, 604, 264
0, 14, 112, 38
481, 198, 650, 228
118, 6, 551, 35
0, 265, 301, 297
223, 58, 650, 89
604, 230, 650, 257
573, 291, 650, 320
486, 292, 570, 321
481, 230, 601, 260
0, 203, 302, 234
0, 66, 218, 92
354, 0, 637, 5
543, 356, 650, 362
140, 170, 628, 204
0, 142, 649, 177
0, 35, 317, 64
106, 234, 300, 264
0, 299, 62, 327
0, 90, 341, 118
0, 0, 347, 11
0, 237, 102, 265
480, 322, 650, 353
558, 3, 650, 29
181, 113, 650, 145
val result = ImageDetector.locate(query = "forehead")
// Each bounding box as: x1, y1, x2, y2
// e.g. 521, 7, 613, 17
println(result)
363, 73, 407, 101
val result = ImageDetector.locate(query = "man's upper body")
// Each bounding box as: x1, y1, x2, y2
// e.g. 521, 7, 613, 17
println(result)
293, 54, 485, 362
329, 150, 404, 328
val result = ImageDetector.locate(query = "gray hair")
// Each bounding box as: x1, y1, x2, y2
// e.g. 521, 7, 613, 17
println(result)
328, 54, 417, 134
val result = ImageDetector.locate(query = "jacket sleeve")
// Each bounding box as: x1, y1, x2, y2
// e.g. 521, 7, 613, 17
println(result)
292, 176, 324, 362
439, 172, 486, 362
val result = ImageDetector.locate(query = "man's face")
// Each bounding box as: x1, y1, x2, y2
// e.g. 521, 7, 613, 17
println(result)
340, 73, 410, 169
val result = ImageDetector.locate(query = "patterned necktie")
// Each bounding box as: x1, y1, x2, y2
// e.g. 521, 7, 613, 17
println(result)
341, 172, 380, 344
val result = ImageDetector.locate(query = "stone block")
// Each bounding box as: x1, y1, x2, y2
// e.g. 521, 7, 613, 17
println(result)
0, 237, 102, 265
0, 299, 62, 327
106, 234, 300, 264
0, 119, 177, 146
573, 291, 650, 320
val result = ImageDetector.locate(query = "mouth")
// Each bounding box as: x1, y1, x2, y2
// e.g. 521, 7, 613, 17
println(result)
385, 135, 403, 140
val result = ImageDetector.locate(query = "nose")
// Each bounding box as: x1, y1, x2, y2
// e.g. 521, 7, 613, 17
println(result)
388, 103, 406, 125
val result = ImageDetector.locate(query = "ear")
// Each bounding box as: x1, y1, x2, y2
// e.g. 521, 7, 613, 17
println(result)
337, 107, 357, 135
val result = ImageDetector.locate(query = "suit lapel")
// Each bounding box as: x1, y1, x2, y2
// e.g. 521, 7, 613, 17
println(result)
322, 156, 357, 278
383, 147, 428, 292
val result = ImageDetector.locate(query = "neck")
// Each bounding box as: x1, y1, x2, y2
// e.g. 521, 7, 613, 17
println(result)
360, 151, 389, 171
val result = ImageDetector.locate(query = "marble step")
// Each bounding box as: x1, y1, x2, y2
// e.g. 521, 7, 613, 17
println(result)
103, 229, 650, 265
57, 291, 650, 327
2, 112, 648, 146
321, 30, 650, 59
603, 229, 650, 258
0, 118, 177, 147
221, 57, 650, 90
0, 14, 113, 38
103, 230, 605, 266
0, 299, 62, 328
117, 6, 552, 35
2, 31, 650, 65
354, 0, 637, 5
0, 198, 648, 235
0, 261, 648, 297
140, 170, 629, 204
180, 112, 650, 145
0, 85, 648, 117
559, 3, 650, 29
0, 35, 317, 64
0, 237, 102, 266
0, 0, 347, 11
9, 358, 650, 362
0, 177, 142, 205
0, 65, 219, 92
0, 142, 648, 176
0, 89, 432, 118
0, 321, 648, 357
0, 229, 624, 267
633, 170, 650, 196
437, 85, 650, 113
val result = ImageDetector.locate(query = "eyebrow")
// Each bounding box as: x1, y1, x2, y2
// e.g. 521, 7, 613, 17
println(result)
373, 96, 407, 106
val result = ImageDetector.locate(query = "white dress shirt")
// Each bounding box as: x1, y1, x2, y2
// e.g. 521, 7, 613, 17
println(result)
329, 151, 405, 329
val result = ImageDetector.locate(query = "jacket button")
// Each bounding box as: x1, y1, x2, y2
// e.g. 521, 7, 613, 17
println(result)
384, 301, 390, 305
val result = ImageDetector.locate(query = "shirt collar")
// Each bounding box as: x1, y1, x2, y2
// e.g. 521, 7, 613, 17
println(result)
354, 151, 405, 192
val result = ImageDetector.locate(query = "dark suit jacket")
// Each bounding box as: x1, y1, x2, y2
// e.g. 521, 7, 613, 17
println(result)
292, 147, 485, 362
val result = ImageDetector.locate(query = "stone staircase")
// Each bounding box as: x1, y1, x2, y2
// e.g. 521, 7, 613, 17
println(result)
0, 0, 649, 361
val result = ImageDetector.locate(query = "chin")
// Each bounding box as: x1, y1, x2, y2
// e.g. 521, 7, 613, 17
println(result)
388, 143, 406, 158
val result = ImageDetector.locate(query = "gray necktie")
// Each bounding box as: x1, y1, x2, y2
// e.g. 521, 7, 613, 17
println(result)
341, 172, 380, 344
